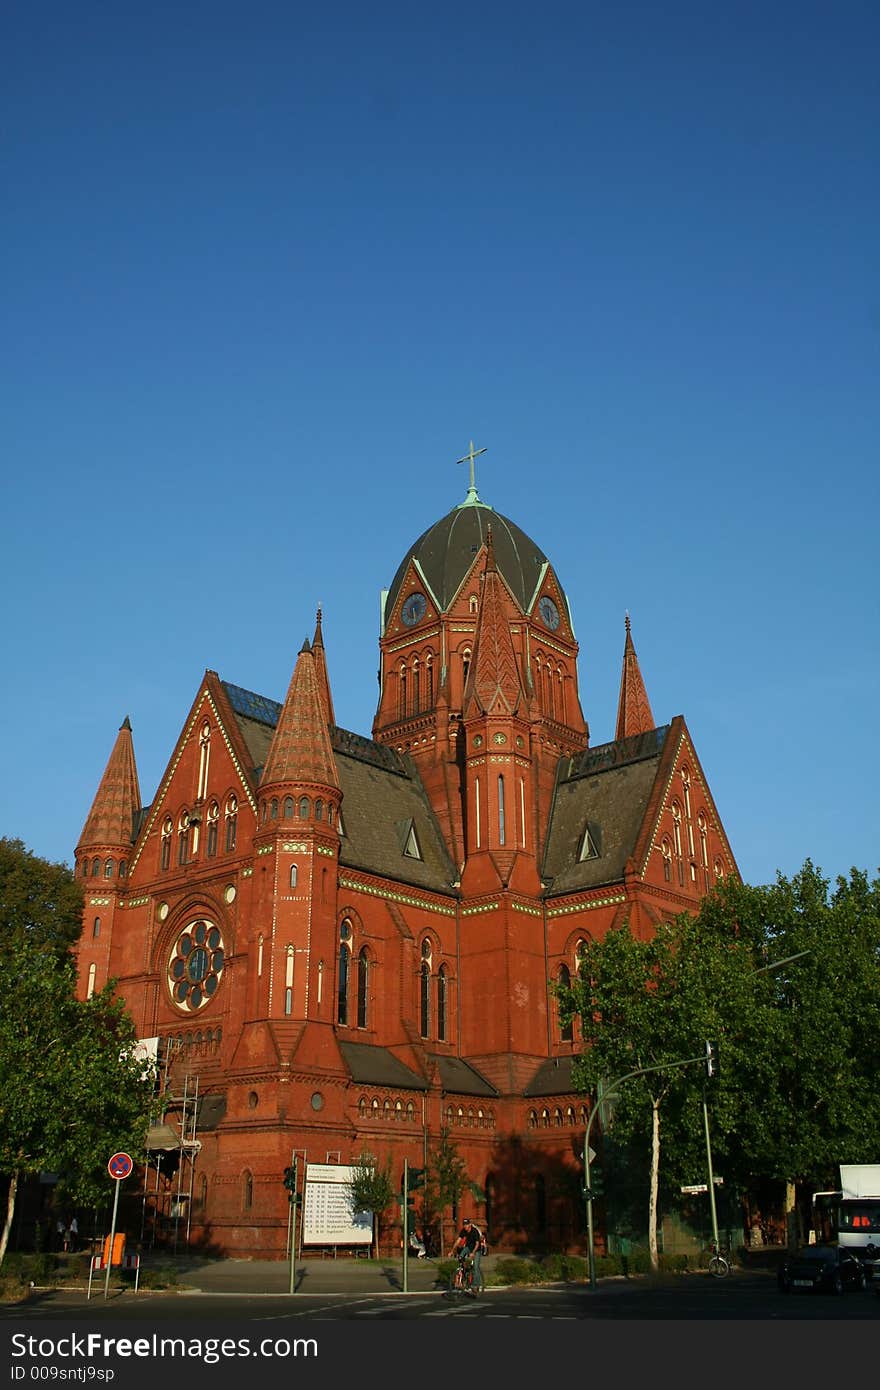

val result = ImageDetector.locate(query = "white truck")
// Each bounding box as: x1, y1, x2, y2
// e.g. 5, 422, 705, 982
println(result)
812, 1165, 880, 1280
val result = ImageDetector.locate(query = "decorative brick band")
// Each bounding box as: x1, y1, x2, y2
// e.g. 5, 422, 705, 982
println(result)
512, 902, 542, 917
338, 877, 456, 916
547, 893, 626, 918
461, 902, 500, 916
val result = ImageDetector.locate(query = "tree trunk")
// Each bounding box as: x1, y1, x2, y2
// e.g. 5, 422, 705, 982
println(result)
0, 1169, 19, 1267
785, 1181, 798, 1251
648, 1099, 660, 1271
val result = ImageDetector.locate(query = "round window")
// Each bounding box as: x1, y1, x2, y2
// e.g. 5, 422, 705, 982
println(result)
168, 919, 225, 1012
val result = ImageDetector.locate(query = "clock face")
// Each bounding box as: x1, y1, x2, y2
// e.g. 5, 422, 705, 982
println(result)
401, 592, 427, 627
168, 919, 225, 1012
538, 596, 560, 630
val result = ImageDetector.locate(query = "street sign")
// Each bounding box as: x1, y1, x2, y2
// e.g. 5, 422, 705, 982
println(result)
681, 1178, 723, 1194
108, 1152, 133, 1180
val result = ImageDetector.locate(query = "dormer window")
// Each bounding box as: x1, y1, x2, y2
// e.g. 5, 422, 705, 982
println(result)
403, 821, 422, 860
578, 823, 600, 861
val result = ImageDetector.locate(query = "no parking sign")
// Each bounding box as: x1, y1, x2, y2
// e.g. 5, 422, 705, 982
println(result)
107, 1152, 133, 1180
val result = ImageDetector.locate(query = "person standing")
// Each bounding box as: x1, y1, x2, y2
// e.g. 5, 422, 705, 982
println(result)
66, 1216, 79, 1253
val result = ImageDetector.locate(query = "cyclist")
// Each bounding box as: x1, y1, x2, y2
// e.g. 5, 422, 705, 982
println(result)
450, 1217, 484, 1294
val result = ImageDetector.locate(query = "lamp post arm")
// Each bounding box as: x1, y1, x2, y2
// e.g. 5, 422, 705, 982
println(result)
583, 1053, 705, 1289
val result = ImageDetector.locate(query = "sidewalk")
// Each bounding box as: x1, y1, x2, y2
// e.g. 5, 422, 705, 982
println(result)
163, 1252, 490, 1296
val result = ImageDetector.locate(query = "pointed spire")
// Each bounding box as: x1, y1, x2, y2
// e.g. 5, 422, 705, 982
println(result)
311, 604, 336, 727
260, 644, 339, 792
615, 613, 655, 741
464, 526, 524, 717
78, 717, 141, 851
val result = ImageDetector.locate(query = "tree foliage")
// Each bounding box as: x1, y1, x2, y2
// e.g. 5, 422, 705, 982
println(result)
556, 861, 880, 1258
0, 840, 155, 1264
346, 1150, 395, 1257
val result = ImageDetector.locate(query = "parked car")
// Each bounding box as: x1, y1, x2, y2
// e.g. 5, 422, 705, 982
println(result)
777, 1244, 867, 1295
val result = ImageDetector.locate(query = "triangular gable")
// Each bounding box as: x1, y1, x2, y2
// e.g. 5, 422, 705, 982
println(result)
632, 716, 740, 880
128, 672, 259, 874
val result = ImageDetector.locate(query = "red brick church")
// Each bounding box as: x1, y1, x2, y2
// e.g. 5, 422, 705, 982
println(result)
74, 462, 738, 1257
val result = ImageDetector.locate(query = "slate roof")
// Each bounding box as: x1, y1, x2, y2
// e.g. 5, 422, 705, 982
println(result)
384, 497, 556, 620
430, 1055, 498, 1097
338, 1041, 429, 1091
523, 1056, 580, 1097
221, 683, 458, 895
542, 727, 669, 895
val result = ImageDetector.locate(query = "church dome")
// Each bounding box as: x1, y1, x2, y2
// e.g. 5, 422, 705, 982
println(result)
385, 492, 552, 621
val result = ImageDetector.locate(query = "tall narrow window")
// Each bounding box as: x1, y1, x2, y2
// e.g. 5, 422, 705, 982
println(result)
462, 648, 471, 691
519, 778, 526, 849
475, 777, 481, 848
92, 916, 101, 938
426, 655, 434, 706
197, 721, 211, 800
119, 860, 127, 878
497, 775, 506, 845
672, 802, 683, 884
257, 934, 264, 976
284, 945, 294, 1016
299, 796, 310, 819
399, 664, 407, 718
412, 658, 420, 714
419, 938, 431, 1038
206, 801, 219, 857
557, 964, 572, 1041
242, 1171, 253, 1211
87, 962, 97, 998
338, 921, 352, 1025
437, 964, 448, 1041
92, 857, 100, 877
284, 796, 294, 819
104, 857, 114, 878
682, 770, 695, 854
357, 947, 369, 1028
314, 799, 323, 822
225, 795, 237, 852
289, 863, 298, 889
662, 838, 672, 881
698, 813, 709, 891
178, 811, 190, 865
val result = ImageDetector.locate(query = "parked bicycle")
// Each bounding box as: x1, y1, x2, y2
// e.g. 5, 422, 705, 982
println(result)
708, 1240, 730, 1278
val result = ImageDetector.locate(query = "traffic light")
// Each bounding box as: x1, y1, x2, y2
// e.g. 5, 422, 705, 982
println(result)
705, 1040, 719, 1079
283, 1166, 295, 1191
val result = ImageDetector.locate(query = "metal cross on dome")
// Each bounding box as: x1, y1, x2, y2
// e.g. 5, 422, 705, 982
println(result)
455, 440, 486, 497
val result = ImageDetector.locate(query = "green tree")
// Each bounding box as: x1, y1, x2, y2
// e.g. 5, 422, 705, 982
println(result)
426, 1130, 481, 1254
0, 842, 155, 1264
346, 1150, 395, 1258
557, 861, 880, 1262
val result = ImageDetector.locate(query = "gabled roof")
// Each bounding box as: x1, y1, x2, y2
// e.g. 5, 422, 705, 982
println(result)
430, 1055, 498, 1097
523, 1056, 580, 1097
338, 1041, 429, 1090
542, 727, 670, 894
463, 527, 524, 718
220, 683, 458, 893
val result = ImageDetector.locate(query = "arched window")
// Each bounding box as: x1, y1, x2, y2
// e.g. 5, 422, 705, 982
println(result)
419, 938, 431, 1038
497, 775, 506, 846
206, 801, 219, 857
357, 947, 369, 1029
426, 654, 434, 706
661, 838, 672, 881
283, 796, 294, 819
437, 964, 448, 1042
527, 1109, 538, 1129
406, 1101, 415, 1121
541, 1108, 550, 1128
299, 796, 310, 819
315, 799, 323, 822
118, 860, 127, 879
399, 664, 407, 718
289, 863, 298, 889
92, 916, 101, 938
462, 648, 471, 691
242, 1170, 253, 1211
92, 856, 100, 877
270, 798, 278, 820
395, 1099, 403, 1121
284, 944, 294, 1016
337, 920, 352, 1025
87, 962, 97, 998
554, 1107, 564, 1127
371, 1097, 380, 1117
178, 811, 190, 865
412, 658, 420, 714
557, 963, 572, 1041
383, 1099, 391, 1120
225, 795, 237, 852
445, 1105, 454, 1127
161, 818, 172, 870
197, 721, 211, 800
358, 1096, 368, 1117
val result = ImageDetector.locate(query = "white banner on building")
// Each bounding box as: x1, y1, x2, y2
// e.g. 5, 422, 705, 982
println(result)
302, 1163, 373, 1246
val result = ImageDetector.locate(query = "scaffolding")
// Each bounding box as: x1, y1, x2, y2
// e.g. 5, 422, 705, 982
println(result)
141, 1044, 202, 1252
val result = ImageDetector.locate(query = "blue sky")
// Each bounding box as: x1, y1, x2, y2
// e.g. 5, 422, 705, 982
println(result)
2, 1, 878, 891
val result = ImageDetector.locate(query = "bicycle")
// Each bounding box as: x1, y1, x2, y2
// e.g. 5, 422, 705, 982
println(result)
448, 1252, 480, 1298
708, 1241, 730, 1278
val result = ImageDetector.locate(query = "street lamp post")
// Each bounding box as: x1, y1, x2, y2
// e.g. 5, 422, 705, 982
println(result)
583, 1054, 706, 1288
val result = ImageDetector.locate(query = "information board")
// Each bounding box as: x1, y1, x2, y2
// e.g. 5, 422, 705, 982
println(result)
302, 1163, 373, 1246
